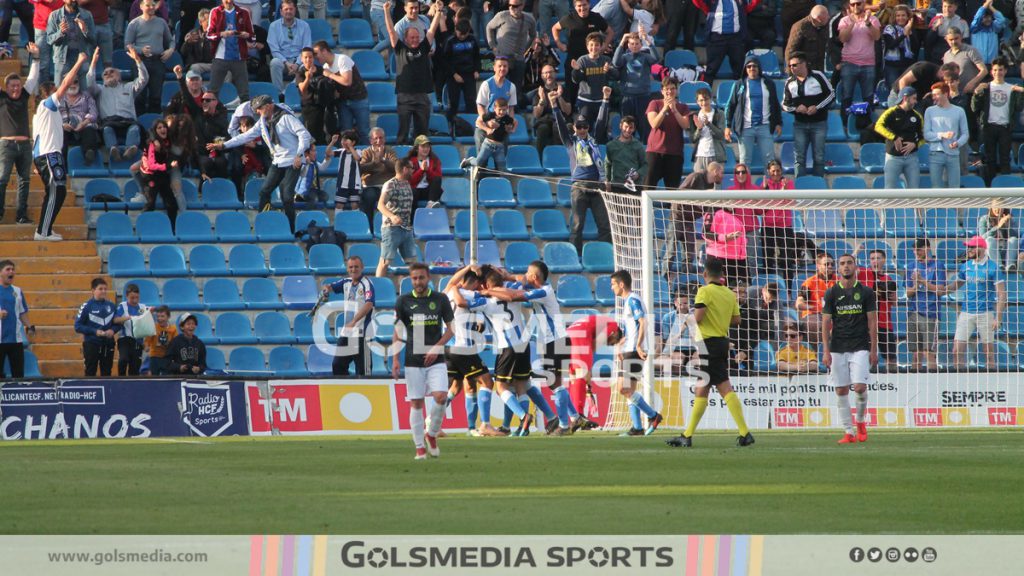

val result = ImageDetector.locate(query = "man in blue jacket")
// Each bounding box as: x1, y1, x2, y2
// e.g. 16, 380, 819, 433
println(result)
725, 54, 782, 169
693, 0, 759, 81
74, 277, 127, 377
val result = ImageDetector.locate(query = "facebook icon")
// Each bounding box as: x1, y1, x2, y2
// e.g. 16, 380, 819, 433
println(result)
849, 547, 865, 563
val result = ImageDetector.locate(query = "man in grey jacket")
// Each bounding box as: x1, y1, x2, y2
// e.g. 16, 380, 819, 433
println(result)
85, 45, 148, 162
46, 0, 95, 87
486, 1, 536, 90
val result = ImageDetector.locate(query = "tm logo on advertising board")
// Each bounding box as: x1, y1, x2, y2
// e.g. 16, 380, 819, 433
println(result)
181, 383, 234, 437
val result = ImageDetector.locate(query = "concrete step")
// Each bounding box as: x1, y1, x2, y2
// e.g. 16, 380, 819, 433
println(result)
36, 360, 85, 378
29, 308, 80, 326
28, 291, 94, 309
31, 342, 83, 361
2, 240, 98, 257
0, 224, 89, 240
16, 274, 108, 291
14, 256, 102, 274
3, 187, 78, 208
31, 326, 78, 344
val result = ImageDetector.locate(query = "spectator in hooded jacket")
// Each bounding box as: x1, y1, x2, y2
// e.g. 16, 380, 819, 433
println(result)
725, 55, 782, 170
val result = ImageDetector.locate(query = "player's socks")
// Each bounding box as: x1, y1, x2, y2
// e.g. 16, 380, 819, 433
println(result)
502, 404, 515, 428
410, 407, 426, 449
566, 399, 580, 419
499, 389, 528, 419
630, 391, 658, 419
518, 394, 530, 415
723, 392, 750, 437
683, 397, 709, 438
837, 394, 854, 435
427, 400, 446, 437
553, 387, 571, 428
628, 402, 643, 430
527, 385, 556, 420
855, 391, 868, 423
445, 390, 456, 407
465, 393, 478, 429
478, 388, 493, 428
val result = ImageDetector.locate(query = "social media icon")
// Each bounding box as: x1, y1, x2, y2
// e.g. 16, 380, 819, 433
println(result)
868, 548, 882, 563
886, 548, 901, 562
849, 547, 865, 563
922, 547, 937, 563
904, 547, 919, 563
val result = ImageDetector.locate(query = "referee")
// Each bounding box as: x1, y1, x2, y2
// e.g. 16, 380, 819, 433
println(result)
822, 253, 877, 445
667, 258, 753, 448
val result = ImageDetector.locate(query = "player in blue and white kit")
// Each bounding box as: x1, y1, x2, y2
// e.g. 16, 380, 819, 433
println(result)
609, 270, 663, 436
323, 255, 375, 376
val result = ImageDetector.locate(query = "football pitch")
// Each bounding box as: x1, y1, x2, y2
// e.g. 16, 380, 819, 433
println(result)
1, 430, 1022, 535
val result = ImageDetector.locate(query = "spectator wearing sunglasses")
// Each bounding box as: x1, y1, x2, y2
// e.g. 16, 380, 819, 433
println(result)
776, 323, 819, 373
725, 55, 781, 171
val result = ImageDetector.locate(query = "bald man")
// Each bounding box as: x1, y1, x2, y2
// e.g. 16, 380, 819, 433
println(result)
786, 5, 831, 71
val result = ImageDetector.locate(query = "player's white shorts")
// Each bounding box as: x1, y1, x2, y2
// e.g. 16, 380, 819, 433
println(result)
405, 364, 448, 399
954, 311, 995, 344
828, 350, 874, 388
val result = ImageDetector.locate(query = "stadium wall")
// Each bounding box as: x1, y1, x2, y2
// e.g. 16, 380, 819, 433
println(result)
2, 375, 1022, 440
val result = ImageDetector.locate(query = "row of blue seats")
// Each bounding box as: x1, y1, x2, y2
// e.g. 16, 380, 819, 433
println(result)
750, 339, 1022, 372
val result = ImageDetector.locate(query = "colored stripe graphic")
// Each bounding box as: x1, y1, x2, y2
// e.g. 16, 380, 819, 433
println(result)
749, 535, 765, 576
313, 535, 328, 576
686, 535, 700, 576
249, 536, 263, 576
266, 535, 280, 576
282, 535, 295, 576
296, 536, 313, 576
701, 535, 716, 576
731, 535, 750, 576
717, 535, 731, 576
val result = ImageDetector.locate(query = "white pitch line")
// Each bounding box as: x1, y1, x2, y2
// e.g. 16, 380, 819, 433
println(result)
153, 438, 215, 445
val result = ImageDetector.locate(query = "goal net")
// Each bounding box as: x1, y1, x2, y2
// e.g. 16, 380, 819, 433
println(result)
600, 186, 1024, 432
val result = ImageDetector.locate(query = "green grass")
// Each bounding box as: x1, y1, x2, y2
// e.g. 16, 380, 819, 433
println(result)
2, 430, 1023, 534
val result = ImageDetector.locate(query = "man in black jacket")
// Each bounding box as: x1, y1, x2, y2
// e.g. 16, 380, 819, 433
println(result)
172, 64, 230, 184
781, 52, 835, 177
875, 86, 925, 189
725, 55, 782, 169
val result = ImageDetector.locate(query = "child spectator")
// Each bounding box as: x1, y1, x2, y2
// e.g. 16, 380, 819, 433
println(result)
166, 313, 207, 375
141, 119, 179, 232
687, 87, 727, 173
144, 305, 177, 376
236, 115, 266, 184
114, 283, 145, 376
460, 98, 517, 180
74, 278, 121, 377
776, 322, 819, 373
571, 32, 619, 130
613, 31, 659, 141
321, 130, 362, 214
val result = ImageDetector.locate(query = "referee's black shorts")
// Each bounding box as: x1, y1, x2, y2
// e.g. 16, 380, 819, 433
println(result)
696, 337, 731, 387
495, 347, 532, 382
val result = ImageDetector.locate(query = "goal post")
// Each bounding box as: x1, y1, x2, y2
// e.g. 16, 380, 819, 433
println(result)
600, 186, 1024, 432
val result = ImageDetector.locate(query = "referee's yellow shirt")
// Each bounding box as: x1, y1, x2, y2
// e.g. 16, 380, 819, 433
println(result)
694, 282, 740, 339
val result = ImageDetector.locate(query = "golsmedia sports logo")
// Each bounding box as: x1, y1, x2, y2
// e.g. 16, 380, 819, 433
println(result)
340, 541, 674, 569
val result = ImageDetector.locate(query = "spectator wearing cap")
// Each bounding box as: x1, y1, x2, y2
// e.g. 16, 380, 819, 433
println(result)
165, 67, 205, 114
407, 134, 445, 213
486, 0, 537, 90
924, 81, 968, 189
970, 0, 1006, 64
725, 55, 782, 170
207, 94, 313, 230
692, 0, 758, 81
549, 87, 611, 254
943, 235, 1006, 369
268, 0, 312, 95
166, 313, 207, 375
971, 56, 1024, 186
384, 0, 442, 145
905, 238, 945, 371
876, 86, 925, 189
782, 52, 834, 178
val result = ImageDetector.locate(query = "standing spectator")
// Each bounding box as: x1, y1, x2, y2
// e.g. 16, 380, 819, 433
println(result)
978, 199, 1019, 271
882, 4, 916, 89
605, 114, 646, 193
298, 0, 326, 20
972, 57, 1024, 185
172, 66, 230, 183
571, 32, 619, 130
593, 0, 630, 40
208, 94, 313, 230
393, 0, 432, 46
166, 313, 207, 375
268, 0, 311, 95
796, 252, 836, 344
474, 56, 518, 149
376, 158, 417, 278
904, 238, 944, 370
837, 0, 881, 126
926, 0, 969, 63
876, 86, 925, 189
945, 235, 1006, 369
407, 134, 444, 211
114, 283, 145, 376
943, 27, 987, 94
47, 0, 96, 87
725, 55, 782, 169
441, 20, 480, 134
664, 0, 700, 51
889, 60, 945, 107
486, 0, 536, 89
369, 0, 391, 66
532, 64, 571, 152
236, 0, 262, 26
144, 305, 176, 375
79, 0, 113, 70
384, 0, 440, 145
321, 131, 362, 214
461, 97, 516, 179
358, 127, 398, 234
141, 118, 179, 229
552, 0, 612, 104
32, 0, 64, 84
924, 81, 968, 189
0, 48, 40, 225
537, 0, 570, 38
295, 47, 327, 143
207, 0, 255, 105
857, 249, 898, 366
86, 45, 148, 163
59, 76, 100, 159
785, 4, 830, 71
702, 206, 748, 284
760, 159, 810, 280
181, 8, 214, 75
550, 87, 612, 254
612, 30, 658, 142
747, 0, 779, 48
314, 40, 371, 144
622, 0, 665, 38
686, 87, 726, 173
324, 256, 376, 376
0, 260, 32, 378
782, 0, 817, 48
0, 1, 34, 55
693, 0, 757, 81
672, 162, 723, 273
124, 0, 173, 114
782, 52, 834, 178
971, 0, 1006, 63
643, 77, 690, 189
74, 277, 120, 376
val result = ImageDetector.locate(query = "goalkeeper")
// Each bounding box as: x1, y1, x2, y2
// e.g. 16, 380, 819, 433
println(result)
565, 314, 623, 423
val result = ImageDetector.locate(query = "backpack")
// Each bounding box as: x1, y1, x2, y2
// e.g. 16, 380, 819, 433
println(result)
310, 73, 337, 107
452, 116, 474, 137
296, 222, 347, 253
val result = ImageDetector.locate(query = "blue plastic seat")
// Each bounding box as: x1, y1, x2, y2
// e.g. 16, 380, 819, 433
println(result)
884, 208, 922, 238
188, 244, 228, 276
255, 211, 293, 241
506, 146, 544, 175
306, 344, 334, 374
84, 179, 126, 210
582, 242, 614, 273
823, 143, 856, 173
216, 312, 255, 344
491, 209, 529, 240
464, 240, 502, 267
201, 178, 243, 209
424, 241, 462, 273
96, 213, 136, 243
532, 209, 570, 240
307, 18, 335, 46
217, 82, 238, 105
243, 278, 283, 310
923, 208, 964, 238
555, 179, 573, 207
270, 244, 310, 275
678, 81, 710, 108
67, 146, 108, 177
202, 278, 243, 310
282, 276, 319, 310
715, 80, 735, 109
543, 242, 583, 273
452, 210, 492, 240
254, 312, 295, 344
542, 146, 570, 175
556, 275, 595, 306
295, 210, 329, 232
369, 276, 396, 308
859, 142, 886, 173
367, 82, 397, 112
269, 346, 308, 376
229, 346, 267, 375
293, 314, 317, 345
338, 18, 373, 48
517, 179, 554, 207
308, 244, 345, 275
440, 177, 471, 207
284, 83, 302, 109
228, 244, 269, 276
845, 209, 884, 238
961, 174, 985, 188
664, 49, 698, 68
505, 242, 539, 273
334, 210, 373, 241
826, 112, 849, 142
243, 178, 266, 209
126, 279, 160, 306
136, 212, 176, 243
833, 176, 868, 190
215, 212, 255, 242
802, 209, 845, 238
202, 346, 226, 371
148, 245, 188, 276
347, 243, 381, 270
818, 239, 854, 261
413, 208, 452, 240
161, 278, 202, 309
179, 179, 201, 208
992, 174, 1024, 188
431, 144, 462, 175
478, 177, 517, 207
376, 113, 399, 142
594, 275, 615, 306
351, 50, 388, 81
176, 212, 215, 242
794, 175, 828, 190
934, 239, 963, 270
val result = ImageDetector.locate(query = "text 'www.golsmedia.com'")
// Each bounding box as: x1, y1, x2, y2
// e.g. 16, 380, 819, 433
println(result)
47, 549, 209, 566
